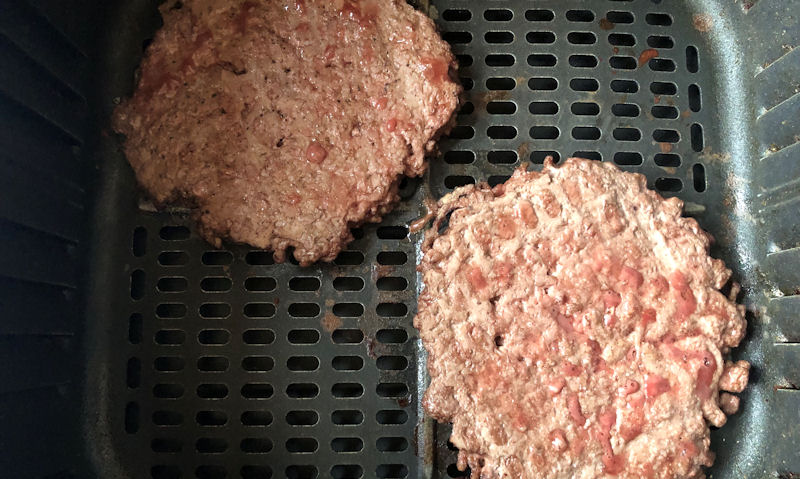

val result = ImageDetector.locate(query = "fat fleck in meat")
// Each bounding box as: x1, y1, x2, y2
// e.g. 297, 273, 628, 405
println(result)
112, 0, 460, 265
416, 158, 749, 479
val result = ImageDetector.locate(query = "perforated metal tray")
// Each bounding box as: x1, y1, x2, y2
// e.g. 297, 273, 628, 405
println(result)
75, 1, 800, 478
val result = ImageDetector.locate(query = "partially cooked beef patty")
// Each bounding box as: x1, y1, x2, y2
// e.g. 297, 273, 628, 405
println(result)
113, 0, 460, 265
416, 158, 748, 479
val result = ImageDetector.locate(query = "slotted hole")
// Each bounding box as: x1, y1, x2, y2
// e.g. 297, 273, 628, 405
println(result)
443, 31, 472, 44
331, 465, 362, 479
655, 153, 681, 167
156, 303, 186, 318
486, 31, 514, 44
487, 101, 516, 115
651, 81, 677, 95
486, 77, 515, 90
689, 84, 702, 111
332, 329, 363, 344
377, 329, 407, 343
241, 411, 273, 426
153, 409, 183, 426
245, 251, 274, 265
448, 126, 474, 139
646, 13, 672, 26
691, 123, 704, 152
332, 383, 364, 398
484, 9, 512, 21
201, 251, 232, 265
570, 78, 598, 91
333, 277, 364, 291
377, 410, 408, 425
488, 175, 511, 187
287, 356, 319, 372
286, 383, 319, 398
693, 164, 707, 192
606, 11, 634, 23
526, 9, 555, 21
153, 383, 184, 399
285, 466, 317, 479
151, 438, 182, 453
608, 33, 636, 46
160, 225, 189, 240
289, 277, 320, 292
152, 465, 181, 479
612, 103, 640, 117
133, 227, 147, 257
686, 46, 700, 73
566, 9, 594, 22
157, 277, 187, 293
127, 358, 141, 388
444, 151, 475, 164
130, 270, 145, 300
614, 152, 643, 165
288, 329, 320, 344
376, 383, 408, 398
442, 9, 471, 21
243, 302, 275, 318
199, 303, 230, 319
444, 176, 475, 189
334, 251, 364, 265
197, 383, 228, 399
286, 438, 318, 453
195, 465, 226, 479
286, 410, 318, 426
457, 102, 474, 116
333, 355, 364, 371
196, 410, 227, 426
155, 356, 184, 372
526, 31, 555, 44
332, 437, 363, 452
332, 303, 364, 317
201, 277, 231, 292
155, 329, 185, 345
241, 438, 273, 453
129, 313, 143, 344
610, 56, 637, 69
197, 356, 229, 372
574, 151, 602, 161
288, 303, 320, 317
655, 178, 682, 192
648, 35, 674, 48
376, 277, 407, 291
377, 437, 408, 452
196, 437, 228, 453
332, 410, 364, 425
568, 54, 597, 67
652, 105, 679, 118
487, 126, 517, 139
376, 464, 408, 478
241, 383, 273, 399
456, 55, 473, 68
488, 150, 518, 164
530, 101, 559, 115
530, 126, 560, 139
613, 127, 642, 141
377, 226, 408, 239
241, 465, 272, 479
572, 127, 601, 140
528, 77, 558, 91
528, 54, 557, 66
485, 54, 514, 66
158, 251, 188, 266
377, 356, 408, 371
244, 277, 276, 292
653, 129, 680, 143
571, 102, 599, 115
531, 151, 560, 163
125, 402, 139, 434
649, 58, 675, 72
242, 356, 274, 372
611, 79, 639, 93
198, 329, 230, 345
243, 329, 275, 345
567, 31, 596, 44
377, 303, 408, 317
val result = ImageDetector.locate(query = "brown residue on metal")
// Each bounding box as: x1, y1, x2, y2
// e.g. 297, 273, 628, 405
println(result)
372, 263, 394, 282
661, 166, 677, 175
366, 336, 378, 359
321, 312, 342, 333
612, 46, 619, 54
700, 146, 732, 164
638, 48, 659, 67
409, 197, 438, 233
659, 142, 673, 153
682, 109, 692, 118
654, 95, 661, 104
517, 142, 530, 161
693, 13, 713, 32
472, 89, 510, 110
599, 17, 615, 30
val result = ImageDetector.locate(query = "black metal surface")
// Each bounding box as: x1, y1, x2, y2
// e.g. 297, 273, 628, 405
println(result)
0, 0, 798, 478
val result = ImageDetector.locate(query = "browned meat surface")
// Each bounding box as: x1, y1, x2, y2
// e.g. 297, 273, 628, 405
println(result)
112, 0, 460, 265
416, 158, 748, 479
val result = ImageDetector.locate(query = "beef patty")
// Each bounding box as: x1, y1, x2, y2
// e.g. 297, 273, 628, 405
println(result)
112, 0, 460, 265
416, 158, 749, 479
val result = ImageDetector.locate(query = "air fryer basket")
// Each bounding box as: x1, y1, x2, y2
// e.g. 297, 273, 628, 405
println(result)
0, 0, 798, 478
